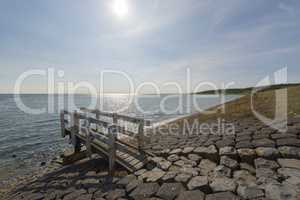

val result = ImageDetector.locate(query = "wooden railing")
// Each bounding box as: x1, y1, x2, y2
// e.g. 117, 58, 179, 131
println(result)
60, 108, 151, 173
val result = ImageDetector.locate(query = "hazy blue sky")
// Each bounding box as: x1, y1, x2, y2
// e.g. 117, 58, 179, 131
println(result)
0, 0, 300, 93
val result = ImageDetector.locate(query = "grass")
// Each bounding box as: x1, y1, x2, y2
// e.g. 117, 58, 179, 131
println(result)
160, 84, 300, 130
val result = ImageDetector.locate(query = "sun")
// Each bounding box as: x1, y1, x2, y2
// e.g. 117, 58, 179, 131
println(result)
112, 0, 129, 19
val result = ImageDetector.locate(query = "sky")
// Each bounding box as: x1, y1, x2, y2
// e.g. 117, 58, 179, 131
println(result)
0, 0, 300, 94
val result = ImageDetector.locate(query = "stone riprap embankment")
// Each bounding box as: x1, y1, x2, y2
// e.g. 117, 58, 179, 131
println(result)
3, 116, 300, 200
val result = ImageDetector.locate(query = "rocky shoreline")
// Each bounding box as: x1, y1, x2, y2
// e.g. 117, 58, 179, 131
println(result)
2, 114, 300, 200
2, 87, 300, 200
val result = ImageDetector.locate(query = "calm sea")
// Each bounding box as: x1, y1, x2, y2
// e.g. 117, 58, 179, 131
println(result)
0, 94, 239, 181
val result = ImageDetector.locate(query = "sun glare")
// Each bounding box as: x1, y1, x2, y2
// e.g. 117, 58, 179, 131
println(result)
112, 0, 129, 19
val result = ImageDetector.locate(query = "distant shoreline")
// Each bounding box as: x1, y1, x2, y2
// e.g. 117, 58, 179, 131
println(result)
194, 83, 300, 95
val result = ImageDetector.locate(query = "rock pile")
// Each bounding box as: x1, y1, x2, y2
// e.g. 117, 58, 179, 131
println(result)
4, 116, 300, 200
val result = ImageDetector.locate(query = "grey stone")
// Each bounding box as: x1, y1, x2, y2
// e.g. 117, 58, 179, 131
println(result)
252, 133, 270, 140
216, 139, 235, 148
169, 165, 181, 172
139, 169, 165, 182
237, 148, 256, 163
130, 183, 160, 200
219, 146, 237, 158
64, 190, 86, 200
277, 158, 300, 170
220, 156, 239, 169
175, 190, 205, 200
162, 171, 178, 182
135, 169, 147, 176
278, 146, 300, 158
240, 163, 256, 175
187, 176, 210, 192
75, 194, 93, 200
157, 183, 185, 200
254, 158, 279, 170
253, 138, 275, 148
106, 189, 126, 200
179, 167, 199, 177
271, 133, 297, 139
152, 145, 163, 150
158, 160, 172, 170
117, 174, 136, 187
210, 176, 237, 192
175, 173, 192, 183
277, 138, 300, 147
233, 170, 256, 187
170, 148, 182, 154
237, 185, 264, 200
174, 159, 197, 168
168, 154, 180, 162
213, 165, 231, 178
255, 147, 279, 158
256, 168, 278, 185
93, 190, 106, 199
236, 141, 253, 149
256, 167, 277, 178
126, 179, 143, 193
188, 154, 201, 162
193, 145, 218, 161
21, 192, 44, 200
182, 147, 195, 154
265, 182, 299, 200
277, 167, 300, 179
198, 159, 217, 176
206, 191, 240, 200
236, 135, 252, 142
